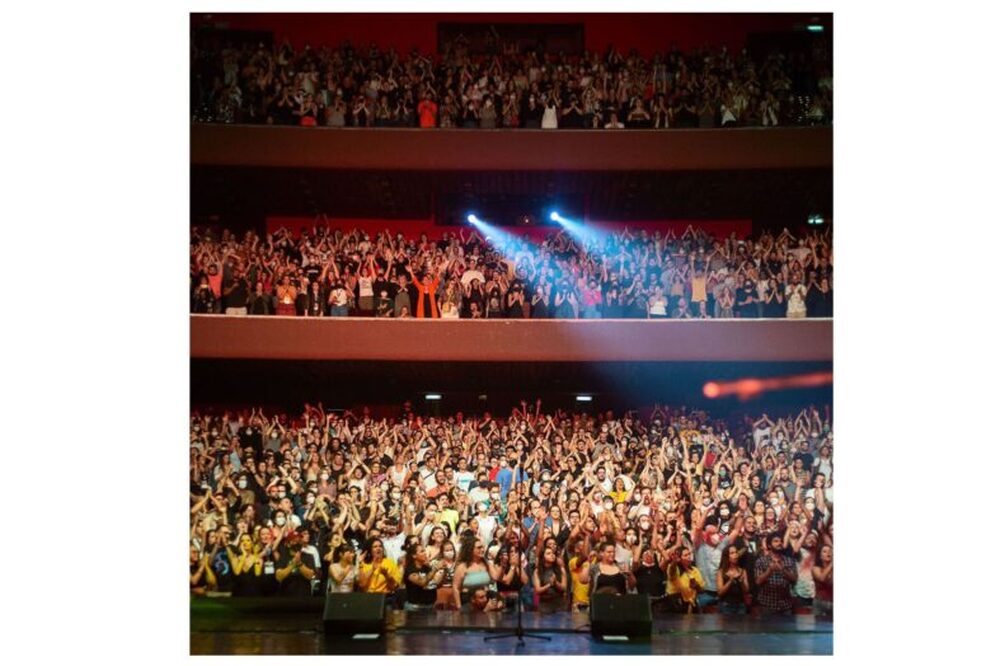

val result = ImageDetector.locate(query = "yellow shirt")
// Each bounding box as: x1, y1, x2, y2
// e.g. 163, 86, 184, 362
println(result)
569, 556, 592, 605
438, 509, 460, 534
359, 558, 402, 593
691, 276, 707, 302
609, 490, 628, 504
666, 564, 705, 603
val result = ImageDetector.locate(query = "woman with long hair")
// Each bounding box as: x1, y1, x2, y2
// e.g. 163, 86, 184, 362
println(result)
274, 274, 297, 316
425, 525, 448, 561
533, 545, 568, 613
328, 543, 358, 593
432, 540, 458, 609
548, 505, 570, 547
358, 538, 402, 594
228, 534, 264, 597
452, 537, 493, 610
812, 544, 833, 618
403, 543, 442, 610
716, 544, 750, 614
492, 548, 528, 609
666, 546, 706, 614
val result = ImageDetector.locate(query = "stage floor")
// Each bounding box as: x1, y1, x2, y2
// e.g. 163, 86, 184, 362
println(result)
191, 603, 833, 655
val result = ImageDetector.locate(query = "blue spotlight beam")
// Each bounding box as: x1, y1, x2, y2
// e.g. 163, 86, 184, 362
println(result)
550, 212, 607, 249
466, 215, 535, 266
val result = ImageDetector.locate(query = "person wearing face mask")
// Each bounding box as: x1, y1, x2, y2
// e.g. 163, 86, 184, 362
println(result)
475, 501, 498, 545
691, 505, 744, 611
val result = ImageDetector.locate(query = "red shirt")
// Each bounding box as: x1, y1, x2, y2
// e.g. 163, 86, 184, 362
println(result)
417, 100, 438, 128
207, 271, 223, 298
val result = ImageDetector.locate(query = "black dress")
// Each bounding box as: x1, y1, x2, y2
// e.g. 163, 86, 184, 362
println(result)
232, 566, 264, 597
593, 569, 628, 595
634, 563, 666, 598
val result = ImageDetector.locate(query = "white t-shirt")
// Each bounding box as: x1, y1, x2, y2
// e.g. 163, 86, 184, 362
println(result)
454, 471, 475, 492
383, 532, 407, 564
785, 284, 807, 315
358, 277, 374, 298
477, 515, 498, 545
542, 105, 559, 128
468, 486, 490, 506
389, 465, 407, 487
460, 270, 485, 286
330, 288, 349, 307
420, 467, 438, 491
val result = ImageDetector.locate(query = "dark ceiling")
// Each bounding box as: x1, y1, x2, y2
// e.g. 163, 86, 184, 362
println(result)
191, 166, 832, 228
191, 359, 833, 416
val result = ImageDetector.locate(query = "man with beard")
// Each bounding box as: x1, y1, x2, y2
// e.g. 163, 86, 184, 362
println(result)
754, 533, 798, 614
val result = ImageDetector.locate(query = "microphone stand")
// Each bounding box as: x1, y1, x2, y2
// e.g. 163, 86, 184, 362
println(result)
485, 459, 550, 646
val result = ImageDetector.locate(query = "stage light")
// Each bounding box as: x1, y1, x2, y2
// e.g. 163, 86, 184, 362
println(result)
425, 393, 442, 401
807, 24, 824, 33
575, 395, 593, 402
702, 372, 832, 400
550, 211, 561, 222
807, 214, 825, 226
467, 214, 479, 224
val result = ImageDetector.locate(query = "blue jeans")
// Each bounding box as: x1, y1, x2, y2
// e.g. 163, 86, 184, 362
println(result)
329, 305, 349, 317
697, 592, 719, 609
718, 601, 747, 615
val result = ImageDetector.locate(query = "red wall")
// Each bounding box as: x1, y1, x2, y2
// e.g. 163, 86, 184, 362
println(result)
191, 316, 833, 362
266, 216, 751, 240
193, 13, 830, 56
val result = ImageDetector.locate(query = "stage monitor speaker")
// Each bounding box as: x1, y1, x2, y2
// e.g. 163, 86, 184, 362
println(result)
323, 593, 386, 636
589, 593, 652, 639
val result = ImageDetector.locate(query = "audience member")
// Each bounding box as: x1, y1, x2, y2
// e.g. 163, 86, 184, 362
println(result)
191, 222, 832, 319
190, 400, 833, 618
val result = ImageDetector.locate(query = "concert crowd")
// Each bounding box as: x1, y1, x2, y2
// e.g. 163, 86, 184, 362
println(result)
190, 223, 832, 319
192, 30, 832, 129
190, 401, 833, 617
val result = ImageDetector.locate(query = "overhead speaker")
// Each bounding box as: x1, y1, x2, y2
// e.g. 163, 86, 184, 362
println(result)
589, 593, 652, 639
323, 593, 386, 636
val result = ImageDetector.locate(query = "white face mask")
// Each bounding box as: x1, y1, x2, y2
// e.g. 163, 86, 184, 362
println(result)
275, 516, 286, 527
604, 502, 614, 511
278, 492, 287, 500
238, 479, 248, 489
320, 474, 329, 481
